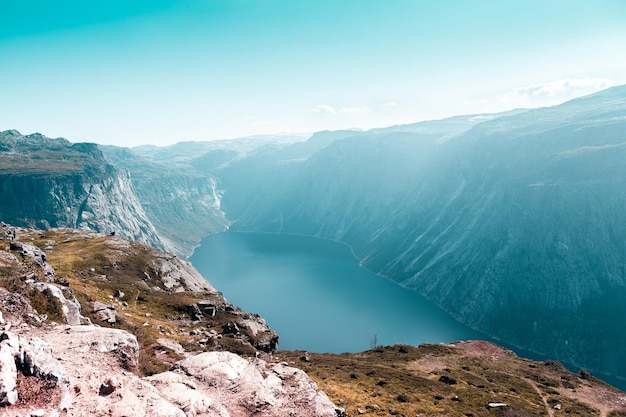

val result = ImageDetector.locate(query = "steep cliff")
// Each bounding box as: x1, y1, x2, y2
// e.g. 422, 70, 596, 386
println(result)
0, 130, 171, 253
217, 86, 626, 382
100, 146, 229, 257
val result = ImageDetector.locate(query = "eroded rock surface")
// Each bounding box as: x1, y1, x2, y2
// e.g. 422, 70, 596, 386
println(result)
1, 324, 339, 417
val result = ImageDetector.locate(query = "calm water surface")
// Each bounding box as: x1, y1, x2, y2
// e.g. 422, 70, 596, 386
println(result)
189, 232, 626, 389
190, 231, 485, 353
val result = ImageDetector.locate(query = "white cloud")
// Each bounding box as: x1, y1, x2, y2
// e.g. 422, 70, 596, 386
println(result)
503, 78, 615, 106
468, 114, 495, 122
383, 101, 398, 107
339, 105, 370, 114
313, 104, 336, 114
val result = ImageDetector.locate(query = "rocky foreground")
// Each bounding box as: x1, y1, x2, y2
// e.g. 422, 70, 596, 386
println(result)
0, 323, 336, 416
0, 224, 339, 416
1, 223, 626, 417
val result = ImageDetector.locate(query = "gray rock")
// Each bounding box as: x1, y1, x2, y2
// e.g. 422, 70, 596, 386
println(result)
92, 301, 117, 324
32, 282, 91, 325
148, 253, 216, 293
10, 242, 55, 281
0, 336, 18, 405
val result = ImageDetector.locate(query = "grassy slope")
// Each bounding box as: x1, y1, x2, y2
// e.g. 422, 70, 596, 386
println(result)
277, 341, 626, 417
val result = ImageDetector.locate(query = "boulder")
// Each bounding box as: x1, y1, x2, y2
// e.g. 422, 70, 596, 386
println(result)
222, 321, 239, 334
0, 335, 18, 405
33, 282, 91, 325
92, 301, 117, 324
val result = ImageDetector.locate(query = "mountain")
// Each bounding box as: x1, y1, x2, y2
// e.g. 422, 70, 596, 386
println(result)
0, 130, 170, 252
131, 133, 310, 167
100, 133, 312, 256
216, 85, 626, 382
3, 85, 626, 387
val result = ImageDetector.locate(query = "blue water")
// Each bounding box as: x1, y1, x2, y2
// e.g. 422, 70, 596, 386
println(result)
190, 231, 485, 353
189, 231, 626, 390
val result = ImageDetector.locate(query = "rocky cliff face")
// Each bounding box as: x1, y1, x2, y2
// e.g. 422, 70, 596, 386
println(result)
217, 86, 626, 382
100, 146, 229, 257
0, 130, 171, 253
99, 133, 310, 257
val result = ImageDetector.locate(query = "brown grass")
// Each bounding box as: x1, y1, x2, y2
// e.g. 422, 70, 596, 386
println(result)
6, 227, 273, 377
275, 342, 612, 417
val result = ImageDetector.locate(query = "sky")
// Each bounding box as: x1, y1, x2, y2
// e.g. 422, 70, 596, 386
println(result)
1, 0, 625, 147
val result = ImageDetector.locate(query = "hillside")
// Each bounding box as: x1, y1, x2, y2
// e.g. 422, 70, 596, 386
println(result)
1, 224, 625, 416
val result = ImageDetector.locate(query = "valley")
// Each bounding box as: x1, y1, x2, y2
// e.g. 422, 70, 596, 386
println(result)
1, 85, 626, 392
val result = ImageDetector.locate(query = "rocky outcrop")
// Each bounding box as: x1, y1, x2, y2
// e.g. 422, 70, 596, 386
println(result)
149, 352, 339, 417
32, 282, 91, 325
147, 250, 216, 293
0, 323, 339, 417
9, 242, 54, 281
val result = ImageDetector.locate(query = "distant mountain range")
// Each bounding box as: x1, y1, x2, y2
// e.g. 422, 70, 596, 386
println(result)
2, 85, 626, 383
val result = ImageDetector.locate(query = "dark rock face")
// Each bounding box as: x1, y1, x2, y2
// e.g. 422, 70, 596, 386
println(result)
222, 321, 239, 334
0, 131, 169, 253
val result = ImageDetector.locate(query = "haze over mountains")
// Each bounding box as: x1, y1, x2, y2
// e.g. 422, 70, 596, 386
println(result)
1, 85, 626, 383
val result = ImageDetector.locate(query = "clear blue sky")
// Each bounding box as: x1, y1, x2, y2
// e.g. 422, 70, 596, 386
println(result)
1, 0, 625, 146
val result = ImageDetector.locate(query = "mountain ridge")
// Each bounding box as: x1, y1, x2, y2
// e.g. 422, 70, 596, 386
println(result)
214, 85, 626, 382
